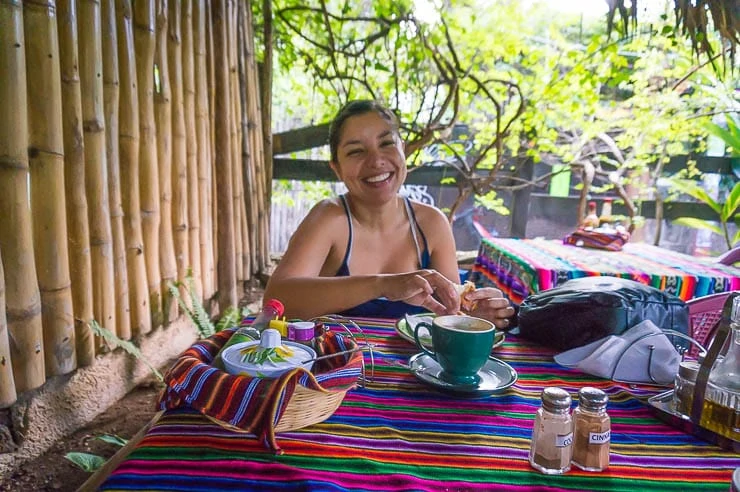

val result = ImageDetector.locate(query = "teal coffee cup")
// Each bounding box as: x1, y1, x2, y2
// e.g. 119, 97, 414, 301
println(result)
413, 315, 495, 385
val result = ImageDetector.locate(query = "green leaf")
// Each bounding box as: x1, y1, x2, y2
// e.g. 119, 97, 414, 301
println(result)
732, 229, 740, 247
97, 434, 128, 447
65, 452, 106, 472
90, 320, 163, 382
667, 178, 721, 214
702, 121, 740, 156
720, 181, 740, 222
373, 62, 391, 72
672, 217, 723, 235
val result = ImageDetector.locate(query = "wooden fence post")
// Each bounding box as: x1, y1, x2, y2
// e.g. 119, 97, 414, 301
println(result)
0, 0, 46, 391
79, 0, 117, 346
182, 0, 203, 300
213, 0, 237, 311
134, 0, 163, 327
102, 0, 132, 341
117, 0, 151, 337
57, 0, 96, 364
154, 0, 178, 325
0, 249, 17, 408
168, 0, 191, 306
24, 0, 77, 375
194, 0, 215, 301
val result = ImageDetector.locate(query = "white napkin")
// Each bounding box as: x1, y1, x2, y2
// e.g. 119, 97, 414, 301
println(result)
406, 315, 434, 338
554, 319, 681, 384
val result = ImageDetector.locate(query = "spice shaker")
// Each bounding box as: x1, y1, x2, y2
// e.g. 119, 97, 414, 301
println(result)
672, 360, 700, 417
529, 387, 573, 475
572, 387, 610, 472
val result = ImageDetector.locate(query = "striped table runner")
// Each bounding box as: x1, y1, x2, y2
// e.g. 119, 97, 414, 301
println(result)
100, 317, 739, 491
473, 238, 740, 304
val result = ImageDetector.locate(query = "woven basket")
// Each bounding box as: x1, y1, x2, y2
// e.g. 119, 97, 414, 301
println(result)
206, 384, 349, 434
275, 385, 348, 432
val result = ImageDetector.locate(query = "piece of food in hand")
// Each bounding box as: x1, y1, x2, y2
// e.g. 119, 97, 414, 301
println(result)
454, 281, 477, 312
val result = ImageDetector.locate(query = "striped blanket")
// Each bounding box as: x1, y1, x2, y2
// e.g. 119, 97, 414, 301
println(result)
157, 326, 363, 453
102, 317, 739, 491
473, 238, 740, 304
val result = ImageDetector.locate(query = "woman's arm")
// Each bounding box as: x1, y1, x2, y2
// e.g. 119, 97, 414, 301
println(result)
264, 201, 459, 319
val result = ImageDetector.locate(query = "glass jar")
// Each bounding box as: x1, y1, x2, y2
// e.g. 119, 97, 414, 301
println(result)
700, 296, 740, 441
529, 387, 573, 475
672, 360, 700, 417
572, 387, 610, 472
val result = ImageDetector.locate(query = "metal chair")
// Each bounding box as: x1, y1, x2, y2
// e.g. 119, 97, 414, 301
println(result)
686, 291, 737, 357
716, 245, 740, 266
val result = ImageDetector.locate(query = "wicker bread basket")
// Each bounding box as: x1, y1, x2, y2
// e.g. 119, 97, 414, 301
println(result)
208, 384, 349, 433
160, 317, 368, 452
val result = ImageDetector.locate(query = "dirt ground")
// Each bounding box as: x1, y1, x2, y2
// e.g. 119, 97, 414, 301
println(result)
0, 282, 268, 492
0, 381, 162, 492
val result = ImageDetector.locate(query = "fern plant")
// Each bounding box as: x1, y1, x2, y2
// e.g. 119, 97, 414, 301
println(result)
167, 274, 247, 339
90, 320, 163, 382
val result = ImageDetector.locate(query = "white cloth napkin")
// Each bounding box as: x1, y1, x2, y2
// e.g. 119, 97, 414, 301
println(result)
554, 319, 681, 384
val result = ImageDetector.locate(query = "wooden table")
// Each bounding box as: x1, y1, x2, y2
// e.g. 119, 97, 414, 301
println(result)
472, 238, 740, 305
95, 316, 739, 491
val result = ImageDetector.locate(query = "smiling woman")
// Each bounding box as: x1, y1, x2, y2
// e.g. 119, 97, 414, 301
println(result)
263, 100, 515, 327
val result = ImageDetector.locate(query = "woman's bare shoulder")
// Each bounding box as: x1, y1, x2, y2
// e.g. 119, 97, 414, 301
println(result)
292, 196, 347, 237
408, 199, 449, 227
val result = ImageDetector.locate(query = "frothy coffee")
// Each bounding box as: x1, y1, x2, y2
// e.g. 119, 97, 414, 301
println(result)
437, 316, 493, 333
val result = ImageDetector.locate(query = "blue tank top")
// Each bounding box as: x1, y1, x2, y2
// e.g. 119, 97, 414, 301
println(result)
335, 195, 431, 318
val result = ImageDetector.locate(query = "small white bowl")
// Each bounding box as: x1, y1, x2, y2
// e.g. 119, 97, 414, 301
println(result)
221, 340, 316, 378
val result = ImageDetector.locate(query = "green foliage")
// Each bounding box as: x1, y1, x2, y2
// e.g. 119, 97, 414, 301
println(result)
168, 275, 215, 338
64, 452, 106, 472
64, 434, 128, 473
168, 274, 249, 339
90, 320, 163, 382
264, 0, 733, 232
669, 179, 740, 249
702, 115, 740, 158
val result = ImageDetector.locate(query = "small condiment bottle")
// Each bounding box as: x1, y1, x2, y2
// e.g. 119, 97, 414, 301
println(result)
598, 198, 614, 226
572, 387, 610, 472
268, 319, 317, 345
582, 201, 600, 229
529, 387, 573, 475
672, 360, 700, 417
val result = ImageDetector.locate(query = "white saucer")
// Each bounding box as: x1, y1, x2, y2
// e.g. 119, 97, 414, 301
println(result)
408, 352, 517, 396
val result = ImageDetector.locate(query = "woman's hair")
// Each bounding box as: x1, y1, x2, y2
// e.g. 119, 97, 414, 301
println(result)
328, 100, 400, 163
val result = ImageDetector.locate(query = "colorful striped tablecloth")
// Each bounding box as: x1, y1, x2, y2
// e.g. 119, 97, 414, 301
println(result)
98, 317, 739, 491
472, 238, 740, 305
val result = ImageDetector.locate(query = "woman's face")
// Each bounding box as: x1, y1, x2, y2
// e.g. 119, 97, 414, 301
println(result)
330, 111, 407, 204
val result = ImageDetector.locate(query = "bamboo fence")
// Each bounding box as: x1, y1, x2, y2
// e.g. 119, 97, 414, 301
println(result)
0, 0, 45, 393
0, 0, 271, 408
58, 0, 95, 366
80, 0, 117, 348
24, 0, 76, 375
154, 0, 177, 325
102, 0, 132, 341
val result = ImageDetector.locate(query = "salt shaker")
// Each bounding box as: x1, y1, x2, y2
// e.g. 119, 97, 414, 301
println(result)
529, 387, 573, 475
572, 387, 610, 471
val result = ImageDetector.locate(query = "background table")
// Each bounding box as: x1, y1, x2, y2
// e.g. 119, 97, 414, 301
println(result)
472, 238, 740, 305
97, 317, 739, 491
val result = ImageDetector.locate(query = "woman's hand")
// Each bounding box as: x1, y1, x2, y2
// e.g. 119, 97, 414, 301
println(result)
463, 287, 515, 329
381, 269, 460, 315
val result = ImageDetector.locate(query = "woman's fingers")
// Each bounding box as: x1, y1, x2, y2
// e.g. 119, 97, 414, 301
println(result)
419, 270, 460, 313
384, 270, 460, 315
